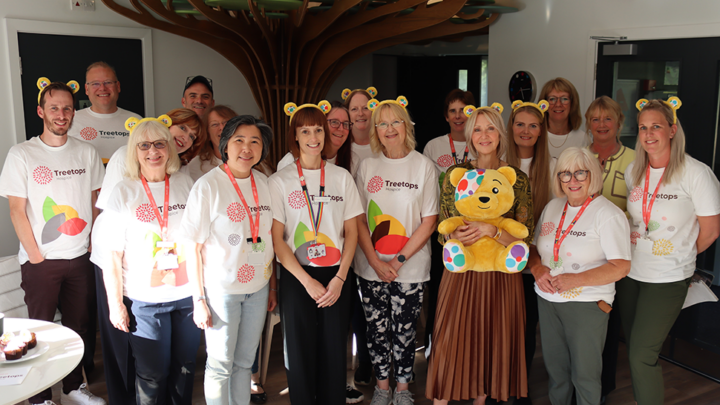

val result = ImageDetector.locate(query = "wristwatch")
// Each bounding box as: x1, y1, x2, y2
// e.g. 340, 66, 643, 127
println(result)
397, 254, 406, 264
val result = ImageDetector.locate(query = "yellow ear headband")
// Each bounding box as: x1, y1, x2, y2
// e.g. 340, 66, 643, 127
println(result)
284, 101, 332, 123
636, 97, 681, 124
37, 77, 80, 104
511, 100, 549, 116
125, 115, 173, 133
463, 103, 504, 117
341, 87, 378, 101
367, 96, 409, 112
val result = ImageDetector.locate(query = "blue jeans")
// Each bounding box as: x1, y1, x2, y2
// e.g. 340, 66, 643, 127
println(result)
204, 284, 269, 405
128, 296, 201, 405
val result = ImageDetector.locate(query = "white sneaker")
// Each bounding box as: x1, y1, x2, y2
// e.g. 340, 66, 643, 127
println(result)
369, 386, 393, 405
393, 389, 414, 405
61, 383, 106, 405
32, 401, 57, 405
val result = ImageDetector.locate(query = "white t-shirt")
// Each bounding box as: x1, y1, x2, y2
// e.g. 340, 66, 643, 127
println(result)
547, 129, 588, 159
277, 151, 361, 178
534, 195, 631, 304
423, 134, 469, 174
0, 136, 104, 264
68, 107, 141, 163
104, 173, 194, 303
187, 154, 223, 182
354, 151, 439, 283
351, 142, 380, 163
179, 167, 274, 295
269, 162, 364, 267
626, 156, 720, 283
90, 211, 111, 270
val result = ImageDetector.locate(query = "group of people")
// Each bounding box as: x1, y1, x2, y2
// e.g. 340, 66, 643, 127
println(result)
1, 61, 718, 405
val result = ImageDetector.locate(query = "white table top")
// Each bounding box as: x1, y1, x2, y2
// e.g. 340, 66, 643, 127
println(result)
0, 318, 84, 405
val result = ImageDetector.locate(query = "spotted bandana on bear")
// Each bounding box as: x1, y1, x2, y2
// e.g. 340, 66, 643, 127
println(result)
455, 169, 485, 201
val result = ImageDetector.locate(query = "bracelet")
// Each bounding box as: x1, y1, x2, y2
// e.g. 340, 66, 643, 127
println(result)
493, 226, 503, 240
270, 288, 278, 292
195, 295, 207, 302
334, 275, 346, 283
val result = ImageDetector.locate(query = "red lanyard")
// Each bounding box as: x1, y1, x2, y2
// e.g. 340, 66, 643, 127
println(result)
296, 159, 325, 242
553, 194, 595, 262
642, 164, 665, 234
224, 164, 261, 244
141, 174, 170, 241
448, 134, 469, 165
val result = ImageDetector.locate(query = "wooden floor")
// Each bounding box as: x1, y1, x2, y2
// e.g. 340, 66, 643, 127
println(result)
28, 323, 720, 405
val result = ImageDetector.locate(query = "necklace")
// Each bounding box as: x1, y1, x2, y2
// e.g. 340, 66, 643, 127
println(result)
548, 131, 570, 149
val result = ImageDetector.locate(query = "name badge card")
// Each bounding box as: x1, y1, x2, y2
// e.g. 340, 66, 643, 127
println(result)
307, 243, 327, 260
636, 237, 654, 253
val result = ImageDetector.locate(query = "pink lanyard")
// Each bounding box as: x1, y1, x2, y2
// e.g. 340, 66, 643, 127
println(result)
140, 175, 170, 241
553, 195, 595, 263
642, 164, 664, 234
223, 164, 261, 244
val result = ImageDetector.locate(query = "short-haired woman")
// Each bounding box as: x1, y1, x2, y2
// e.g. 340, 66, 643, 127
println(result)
103, 118, 200, 405
618, 98, 720, 404
538, 78, 588, 158
355, 97, 438, 405
529, 147, 631, 405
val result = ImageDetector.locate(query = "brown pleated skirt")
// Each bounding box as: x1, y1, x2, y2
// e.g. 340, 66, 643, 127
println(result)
425, 270, 528, 402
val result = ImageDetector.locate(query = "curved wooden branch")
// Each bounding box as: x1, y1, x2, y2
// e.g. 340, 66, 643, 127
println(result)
456, 8, 485, 20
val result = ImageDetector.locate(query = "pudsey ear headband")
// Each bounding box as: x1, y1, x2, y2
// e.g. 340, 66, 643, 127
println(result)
125, 115, 173, 133
462, 103, 504, 117
283, 101, 332, 123
341, 86, 378, 101
511, 100, 549, 116
636, 96, 681, 124
367, 96, 409, 112
37, 77, 80, 104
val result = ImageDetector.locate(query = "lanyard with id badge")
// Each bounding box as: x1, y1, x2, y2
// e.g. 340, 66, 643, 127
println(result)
296, 159, 328, 260
550, 194, 595, 277
141, 175, 179, 271
224, 164, 265, 265
636, 165, 664, 253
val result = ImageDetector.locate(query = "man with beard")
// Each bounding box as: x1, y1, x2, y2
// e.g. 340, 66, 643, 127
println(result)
69, 61, 141, 163
181, 75, 215, 119
0, 82, 105, 405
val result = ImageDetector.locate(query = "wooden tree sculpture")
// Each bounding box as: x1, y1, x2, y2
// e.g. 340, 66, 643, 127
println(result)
101, 0, 516, 162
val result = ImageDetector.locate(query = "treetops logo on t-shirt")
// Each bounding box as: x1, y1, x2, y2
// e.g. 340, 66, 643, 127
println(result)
286, 190, 343, 209
135, 203, 186, 222
32, 166, 86, 185
80, 127, 98, 141
226, 202, 271, 222
539, 222, 586, 238
437, 155, 454, 168
40, 196, 86, 244
628, 186, 678, 202
366, 175, 418, 193
80, 126, 130, 140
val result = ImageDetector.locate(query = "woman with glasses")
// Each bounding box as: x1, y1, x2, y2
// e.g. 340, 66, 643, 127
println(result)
528, 147, 631, 405
187, 105, 237, 181
269, 102, 363, 405
355, 97, 438, 405
102, 118, 200, 405
427, 104, 533, 405
618, 99, 720, 404
538, 78, 588, 158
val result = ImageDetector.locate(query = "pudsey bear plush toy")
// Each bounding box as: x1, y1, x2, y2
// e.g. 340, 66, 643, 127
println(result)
438, 167, 530, 273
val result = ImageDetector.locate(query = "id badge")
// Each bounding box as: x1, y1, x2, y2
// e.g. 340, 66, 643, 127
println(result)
636, 236, 654, 253
307, 243, 327, 260
249, 251, 265, 265
550, 266, 564, 277
157, 253, 179, 270
313, 196, 331, 203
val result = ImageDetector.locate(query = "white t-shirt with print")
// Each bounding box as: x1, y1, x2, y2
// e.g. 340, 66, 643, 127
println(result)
0, 136, 104, 264
354, 151, 439, 283
104, 172, 194, 303
277, 151, 361, 177
269, 162, 364, 267
626, 156, 720, 283
68, 107, 141, 163
351, 142, 380, 163
548, 129, 588, 159
179, 167, 274, 295
534, 195, 631, 304
187, 154, 222, 182
423, 134, 469, 174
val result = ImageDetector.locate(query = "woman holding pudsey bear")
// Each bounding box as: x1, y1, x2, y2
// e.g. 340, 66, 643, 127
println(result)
426, 103, 533, 404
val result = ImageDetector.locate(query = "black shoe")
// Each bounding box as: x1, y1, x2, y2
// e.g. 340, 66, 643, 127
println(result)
250, 383, 267, 404
346, 385, 364, 404
354, 362, 373, 386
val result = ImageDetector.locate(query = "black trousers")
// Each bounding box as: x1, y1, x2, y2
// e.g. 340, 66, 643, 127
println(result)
95, 265, 136, 405
280, 264, 351, 405
424, 232, 445, 352
522, 273, 540, 374
350, 271, 371, 365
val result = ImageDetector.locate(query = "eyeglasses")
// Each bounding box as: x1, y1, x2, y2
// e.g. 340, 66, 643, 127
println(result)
376, 120, 404, 131
185, 76, 213, 87
87, 80, 118, 89
328, 119, 352, 130
548, 96, 571, 105
557, 170, 589, 183
137, 140, 168, 151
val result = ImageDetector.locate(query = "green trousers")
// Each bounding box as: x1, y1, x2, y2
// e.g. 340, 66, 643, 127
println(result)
538, 298, 609, 405
616, 276, 690, 405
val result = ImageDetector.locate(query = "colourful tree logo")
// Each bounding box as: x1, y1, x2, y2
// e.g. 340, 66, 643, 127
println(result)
292, 222, 341, 266
136, 204, 156, 223
40, 197, 87, 244
288, 190, 307, 209
367, 200, 409, 255
80, 127, 98, 141
227, 202, 245, 222
146, 231, 188, 288
33, 166, 53, 185
367, 176, 383, 193
437, 155, 454, 168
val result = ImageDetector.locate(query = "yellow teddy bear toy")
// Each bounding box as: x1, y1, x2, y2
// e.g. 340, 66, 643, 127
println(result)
438, 166, 530, 273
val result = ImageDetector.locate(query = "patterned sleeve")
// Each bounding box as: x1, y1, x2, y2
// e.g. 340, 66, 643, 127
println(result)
509, 166, 535, 245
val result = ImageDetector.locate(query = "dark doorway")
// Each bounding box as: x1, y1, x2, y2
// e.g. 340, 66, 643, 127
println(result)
18, 32, 145, 140
396, 55, 482, 153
